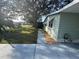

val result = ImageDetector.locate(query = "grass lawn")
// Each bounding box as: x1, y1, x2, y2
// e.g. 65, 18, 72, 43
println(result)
0, 25, 38, 44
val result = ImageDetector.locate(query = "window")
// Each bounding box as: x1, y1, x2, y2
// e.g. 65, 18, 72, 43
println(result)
49, 18, 54, 28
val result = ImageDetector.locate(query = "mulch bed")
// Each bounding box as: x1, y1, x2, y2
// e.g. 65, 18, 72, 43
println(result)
44, 32, 57, 44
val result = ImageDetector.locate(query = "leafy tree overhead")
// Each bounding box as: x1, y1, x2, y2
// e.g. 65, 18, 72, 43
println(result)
0, 0, 73, 27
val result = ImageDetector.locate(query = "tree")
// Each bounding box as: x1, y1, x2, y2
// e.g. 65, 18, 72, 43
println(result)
22, 0, 55, 27
0, 0, 73, 27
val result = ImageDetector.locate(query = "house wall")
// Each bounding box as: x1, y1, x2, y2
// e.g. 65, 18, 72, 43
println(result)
44, 17, 50, 32
58, 12, 79, 42
45, 14, 60, 41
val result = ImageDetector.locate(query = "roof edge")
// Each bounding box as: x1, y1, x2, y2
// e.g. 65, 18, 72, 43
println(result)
46, 0, 79, 16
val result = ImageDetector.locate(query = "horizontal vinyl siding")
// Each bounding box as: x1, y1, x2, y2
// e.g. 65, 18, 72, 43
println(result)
58, 12, 79, 41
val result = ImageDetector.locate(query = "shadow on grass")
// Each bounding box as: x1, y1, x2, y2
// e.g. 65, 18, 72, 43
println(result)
0, 26, 38, 44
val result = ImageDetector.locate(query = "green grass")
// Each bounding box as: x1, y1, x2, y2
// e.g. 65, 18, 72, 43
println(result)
0, 25, 38, 44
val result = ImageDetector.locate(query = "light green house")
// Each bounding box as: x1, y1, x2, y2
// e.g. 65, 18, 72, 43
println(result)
44, 0, 79, 42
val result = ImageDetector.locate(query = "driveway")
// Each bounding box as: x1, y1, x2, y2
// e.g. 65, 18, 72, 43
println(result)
0, 29, 79, 59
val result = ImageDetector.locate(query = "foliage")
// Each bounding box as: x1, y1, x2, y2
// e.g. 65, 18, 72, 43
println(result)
0, 0, 73, 27
0, 24, 37, 44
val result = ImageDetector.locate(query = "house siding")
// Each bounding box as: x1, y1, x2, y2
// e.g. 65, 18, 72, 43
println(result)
45, 14, 60, 41
58, 12, 79, 42
52, 14, 60, 40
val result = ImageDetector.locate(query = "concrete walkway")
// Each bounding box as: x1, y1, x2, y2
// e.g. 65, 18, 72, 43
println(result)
36, 29, 79, 59
37, 29, 46, 44
0, 29, 79, 59
0, 44, 35, 59
35, 43, 79, 59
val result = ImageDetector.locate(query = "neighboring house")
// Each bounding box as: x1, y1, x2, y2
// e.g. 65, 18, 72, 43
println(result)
43, 0, 79, 42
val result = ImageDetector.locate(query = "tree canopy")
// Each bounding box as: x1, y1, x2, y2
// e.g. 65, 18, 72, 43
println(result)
0, 0, 73, 27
